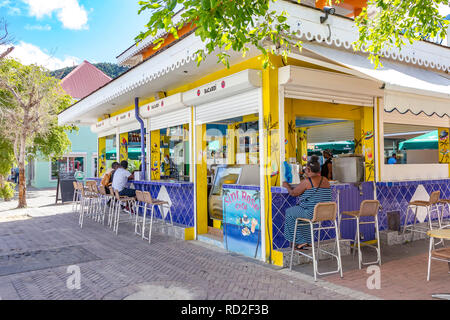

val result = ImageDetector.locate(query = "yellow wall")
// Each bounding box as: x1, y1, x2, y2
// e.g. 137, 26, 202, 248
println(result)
150, 130, 161, 180
98, 137, 106, 177
195, 124, 208, 235
438, 128, 450, 177
362, 107, 375, 181
119, 133, 128, 162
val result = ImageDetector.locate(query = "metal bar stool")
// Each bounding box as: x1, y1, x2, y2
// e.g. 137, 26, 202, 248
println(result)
341, 200, 382, 270
72, 181, 82, 213
141, 191, 174, 244
438, 199, 450, 229
289, 202, 343, 282
134, 190, 146, 236
78, 182, 98, 229
112, 189, 136, 235
426, 229, 450, 281
96, 185, 113, 225
403, 191, 441, 239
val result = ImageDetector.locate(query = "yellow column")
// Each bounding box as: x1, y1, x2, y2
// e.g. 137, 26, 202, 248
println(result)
227, 124, 236, 164
150, 130, 161, 180
119, 132, 128, 162
362, 107, 375, 181
262, 55, 282, 264
296, 127, 308, 166
284, 99, 297, 162
98, 137, 106, 178
438, 128, 450, 177
196, 124, 208, 235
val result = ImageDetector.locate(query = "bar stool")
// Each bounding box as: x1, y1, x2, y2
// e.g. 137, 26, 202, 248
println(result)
78, 182, 99, 229
141, 191, 174, 244
403, 191, 441, 238
134, 190, 146, 236
341, 200, 382, 270
72, 181, 82, 213
97, 185, 113, 225
107, 186, 117, 229
289, 202, 343, 282
426, 229, 450, 281
112, 189, 136, 235
438, 199, 450, 229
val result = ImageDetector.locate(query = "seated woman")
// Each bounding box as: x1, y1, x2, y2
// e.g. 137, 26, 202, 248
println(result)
282, 156, 332, 251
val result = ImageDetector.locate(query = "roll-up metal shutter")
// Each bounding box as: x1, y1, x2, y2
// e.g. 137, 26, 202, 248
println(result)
150, 107, 191, 130
307, 121, 355, 143
195, 89, 262, 125
119, 122, 142, 134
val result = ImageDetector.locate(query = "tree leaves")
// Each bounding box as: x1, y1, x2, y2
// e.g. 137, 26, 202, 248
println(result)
136, 1, 449, 70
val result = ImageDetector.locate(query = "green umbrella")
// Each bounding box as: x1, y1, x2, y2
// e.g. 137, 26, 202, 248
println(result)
308, 141, 355, 152
399, 131, 438, 150
106, 148, 146, 160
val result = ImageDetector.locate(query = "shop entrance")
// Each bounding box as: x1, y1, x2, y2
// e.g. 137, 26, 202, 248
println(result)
198, 114, 261, 243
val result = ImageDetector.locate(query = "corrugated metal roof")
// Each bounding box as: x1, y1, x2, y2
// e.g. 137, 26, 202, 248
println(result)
61, 61, 112, 100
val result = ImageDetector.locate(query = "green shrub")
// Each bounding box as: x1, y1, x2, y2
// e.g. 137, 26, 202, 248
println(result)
0, 182, 16, 201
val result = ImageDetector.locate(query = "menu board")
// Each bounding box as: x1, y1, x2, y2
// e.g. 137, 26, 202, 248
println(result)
223, 187, 262, 259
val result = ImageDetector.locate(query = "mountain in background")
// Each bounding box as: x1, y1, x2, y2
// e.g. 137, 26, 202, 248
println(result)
51, 62, 129, 80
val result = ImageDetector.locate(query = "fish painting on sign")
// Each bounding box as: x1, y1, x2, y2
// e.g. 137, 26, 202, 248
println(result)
223, 187, 262, 259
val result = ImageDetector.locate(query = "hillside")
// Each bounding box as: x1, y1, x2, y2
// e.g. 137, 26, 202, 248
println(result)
51, 62, 129, 80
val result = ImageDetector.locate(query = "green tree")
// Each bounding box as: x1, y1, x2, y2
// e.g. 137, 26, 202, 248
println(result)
0, 59, 75, 208
136, 0, 450, 68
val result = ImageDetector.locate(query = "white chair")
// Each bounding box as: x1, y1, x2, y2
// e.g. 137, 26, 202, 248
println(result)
290, 202, 343, 282
78, 182, 99, 229
427, 229, 450, 281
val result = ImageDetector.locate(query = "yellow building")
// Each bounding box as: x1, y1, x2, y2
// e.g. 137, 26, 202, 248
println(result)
59, 1, 450, 266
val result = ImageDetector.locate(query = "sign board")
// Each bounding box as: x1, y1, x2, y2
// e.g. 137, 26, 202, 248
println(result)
183, 69, 262, 107
223, 187, 262, 259
56, 171, 76, 204
140, 93, 185, 118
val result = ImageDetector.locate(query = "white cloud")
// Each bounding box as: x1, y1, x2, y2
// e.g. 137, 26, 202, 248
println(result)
1, 41, 80, 70
22, 0, 89, 30
439, 4, 450, 17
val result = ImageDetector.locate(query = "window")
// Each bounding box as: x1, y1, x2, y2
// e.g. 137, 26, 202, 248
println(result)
383, 124, 443, 165
50, 156, 86, 180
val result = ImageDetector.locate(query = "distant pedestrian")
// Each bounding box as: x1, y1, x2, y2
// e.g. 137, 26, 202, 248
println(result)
388, 153, 397, 165
14, 167, 19, 184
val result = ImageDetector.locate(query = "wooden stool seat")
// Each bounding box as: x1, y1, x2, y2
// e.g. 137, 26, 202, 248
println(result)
341, 211, 360, 217
432, 248, 450, 260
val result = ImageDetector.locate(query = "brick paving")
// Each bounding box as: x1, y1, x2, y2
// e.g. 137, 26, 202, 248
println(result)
323, 245, 450, 300
0, 189, 373, 300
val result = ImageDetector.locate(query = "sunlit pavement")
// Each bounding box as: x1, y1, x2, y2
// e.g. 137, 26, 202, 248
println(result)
0, 188, 377, 300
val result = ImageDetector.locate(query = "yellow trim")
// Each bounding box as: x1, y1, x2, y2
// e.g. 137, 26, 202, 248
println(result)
150, 130, 161, 180
196, 124, 208, 235
98, 137, 106, 177
362, 106, 375, 181
184, 227, 195, 241
213, 220, 222, 230
119, 133, 128, 162
262, 54, 283, 264
291, 100, 363, 121
272, 250, 284, 267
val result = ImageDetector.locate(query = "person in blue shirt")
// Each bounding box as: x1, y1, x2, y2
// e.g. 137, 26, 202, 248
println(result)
388, 153, 397, 165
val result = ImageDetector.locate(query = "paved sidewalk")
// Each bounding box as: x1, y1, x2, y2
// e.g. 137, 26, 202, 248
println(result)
0, 189, 375, 300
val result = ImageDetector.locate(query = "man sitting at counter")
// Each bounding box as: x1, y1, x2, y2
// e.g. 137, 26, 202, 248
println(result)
282, 156, 332, 250
112, 160, 136, 197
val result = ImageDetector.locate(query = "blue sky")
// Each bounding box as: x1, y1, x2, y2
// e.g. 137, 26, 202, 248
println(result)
0, 0, 152, 69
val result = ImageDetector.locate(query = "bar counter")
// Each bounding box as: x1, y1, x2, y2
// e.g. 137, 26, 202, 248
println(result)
271, 182, 375, 250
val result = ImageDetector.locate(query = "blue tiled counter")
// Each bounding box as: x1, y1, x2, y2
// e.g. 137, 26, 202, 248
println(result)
271, 182, 375, 250
376, 179, 450, 230
132, 180, 195, 228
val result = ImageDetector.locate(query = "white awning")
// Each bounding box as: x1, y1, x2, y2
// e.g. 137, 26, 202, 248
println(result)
302, 43, 450, 117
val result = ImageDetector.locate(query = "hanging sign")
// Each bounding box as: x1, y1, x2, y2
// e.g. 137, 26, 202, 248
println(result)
223, 186, 262, 259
